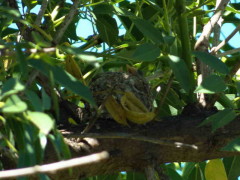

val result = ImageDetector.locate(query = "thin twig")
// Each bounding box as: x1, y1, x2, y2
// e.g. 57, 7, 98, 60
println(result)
211, 25, 240, 53
212, 0, 223, 48
216, 47, 240, 57
194, 0, 230, 51
225, 58, 240, 82
0, 151, 109, 179
35, 0, 49, 26
53, 0, 80, 44
156, 74, 174, 115
28, 47, 56, 53
25, 71, 39, 87
81, 104, 104, 134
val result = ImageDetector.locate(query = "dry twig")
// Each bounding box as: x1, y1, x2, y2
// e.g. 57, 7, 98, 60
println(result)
0, 151, 109, 179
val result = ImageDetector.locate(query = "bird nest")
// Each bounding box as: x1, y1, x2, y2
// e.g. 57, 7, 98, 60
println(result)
90, 72, 153, 111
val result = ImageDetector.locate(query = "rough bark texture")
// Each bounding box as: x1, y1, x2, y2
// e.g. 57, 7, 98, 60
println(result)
39, 112, 240, 179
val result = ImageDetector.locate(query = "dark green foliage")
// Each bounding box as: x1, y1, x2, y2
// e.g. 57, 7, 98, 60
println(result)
1, 0, 240, 179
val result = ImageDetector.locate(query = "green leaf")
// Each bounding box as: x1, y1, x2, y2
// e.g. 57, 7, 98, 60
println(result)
126, 171, 146, 180
221, 138, 240, 151
0, 6, 21, 19
131, 43, 160, 62
195, 75, 226, 94
188, 164, 204, 180
0, 78, 25, 100
95, 14, 119, 46
166, 167, 183, 180
31, 31, 51, 47
93, 4, 115, 15
217, 94, 236, 109
2, 95, 27, 113
160, 88, 186, 110
25, 90, 42, 111
16, 44, 28, 78
168, 55, 192, 93
42, 89, 51, 111
28, 59, 96, 106
182, 162, 196, 179
193, 51, 229, 74
131, 18, 164, 44
48, 131, 71, 160
27, 111, 54, 135
205, 159, 228, 180
223, 156, 240, 180
199, 109, 236, 132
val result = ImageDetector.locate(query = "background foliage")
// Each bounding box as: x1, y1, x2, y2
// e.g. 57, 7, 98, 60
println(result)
1, 0, 240, 179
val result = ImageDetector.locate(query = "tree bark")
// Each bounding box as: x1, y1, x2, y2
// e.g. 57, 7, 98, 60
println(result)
40, 112, 240, 179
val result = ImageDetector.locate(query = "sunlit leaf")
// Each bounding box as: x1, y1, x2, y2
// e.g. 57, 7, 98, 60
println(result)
205, 159, 228, 180
193, 51, 229, 74
195, 75, 226, 94
27, 111, 54, 135
0, 78, 25, 100
1, 95, 27, 113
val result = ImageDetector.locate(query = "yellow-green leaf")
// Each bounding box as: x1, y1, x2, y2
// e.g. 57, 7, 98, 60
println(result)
205, 159, 227, 180
105, 95, 128, 126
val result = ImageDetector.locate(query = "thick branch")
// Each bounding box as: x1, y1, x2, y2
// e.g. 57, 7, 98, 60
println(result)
47, 114, 240, 179
2, 112, 240, 179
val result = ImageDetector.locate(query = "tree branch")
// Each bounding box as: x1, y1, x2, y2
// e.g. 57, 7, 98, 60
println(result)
216, 47, 240, 57
194, 0, 230, 51
34, 0, 49, 26
2, 113, 240, 179
195, 0, 230, 107
211, 24, 240, 54
53, 0, 80, 44
0, 151, 109, 179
